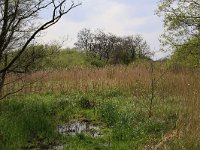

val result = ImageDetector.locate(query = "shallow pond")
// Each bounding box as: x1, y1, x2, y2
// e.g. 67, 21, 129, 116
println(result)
22, 121, 103, 149
58, 120, 103, 137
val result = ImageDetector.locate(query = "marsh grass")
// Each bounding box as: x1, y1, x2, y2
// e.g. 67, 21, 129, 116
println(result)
3, 64, 200, 100
1, 63, 200, 149
0, 95, 57, 149
0, 94, 79, 149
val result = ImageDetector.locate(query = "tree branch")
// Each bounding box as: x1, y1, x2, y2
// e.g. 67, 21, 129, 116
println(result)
0, 0, 81, 74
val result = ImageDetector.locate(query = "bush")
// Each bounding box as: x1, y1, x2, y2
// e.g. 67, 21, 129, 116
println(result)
169, 37, 200, 69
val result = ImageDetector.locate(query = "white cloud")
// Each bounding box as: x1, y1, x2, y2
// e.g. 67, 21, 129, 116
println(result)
38, 0, 166, 59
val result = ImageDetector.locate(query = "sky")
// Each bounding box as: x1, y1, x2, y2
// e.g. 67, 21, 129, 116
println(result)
39, 0, 169, 60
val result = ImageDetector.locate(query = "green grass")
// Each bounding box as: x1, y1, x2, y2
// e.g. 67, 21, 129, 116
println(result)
0, 89, 183, 149
49, 50, 89, 68
38, 49, 108, 69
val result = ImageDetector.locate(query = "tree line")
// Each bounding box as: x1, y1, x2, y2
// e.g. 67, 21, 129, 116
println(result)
75, 28, 152, 65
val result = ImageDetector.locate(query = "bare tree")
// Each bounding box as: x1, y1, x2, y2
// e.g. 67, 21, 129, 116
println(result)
74, 28, 93, 52
0, 0, 81, 99
93, 29, 108, 60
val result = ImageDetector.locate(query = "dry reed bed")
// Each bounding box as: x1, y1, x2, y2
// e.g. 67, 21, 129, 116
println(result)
3, 65, 200, 99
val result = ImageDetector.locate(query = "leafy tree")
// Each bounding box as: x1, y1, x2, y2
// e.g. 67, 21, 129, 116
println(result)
156, 0, 200, 50
170, 37, 200, 68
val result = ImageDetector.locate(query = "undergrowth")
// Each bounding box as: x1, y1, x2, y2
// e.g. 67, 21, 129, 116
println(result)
0, 89, 184, 149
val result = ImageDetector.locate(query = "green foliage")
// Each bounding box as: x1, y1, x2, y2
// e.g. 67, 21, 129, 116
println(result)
78, 95, 95, 109
5, 43, 153, 71
99, 102, 119, 127
0, 95, 58, 149
8, 44, 60, 72
169, 37, 200, 69
99, 88, 124, 98
99, 100, 167, 142
48, 49, 89, 69
8, 46, 93, 71
54, 96, 78, 122
156, 0, 200, 51
65, 136, 107, 150
109, 50, 132, 65
0, 87, 187, 149
85, 54, 107, 67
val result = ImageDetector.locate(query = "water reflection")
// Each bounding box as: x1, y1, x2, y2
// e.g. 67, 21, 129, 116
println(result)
58, 121, 103, 137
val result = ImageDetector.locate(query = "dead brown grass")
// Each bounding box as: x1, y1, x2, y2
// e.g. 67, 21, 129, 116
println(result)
3, 65, 200, 98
